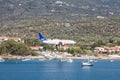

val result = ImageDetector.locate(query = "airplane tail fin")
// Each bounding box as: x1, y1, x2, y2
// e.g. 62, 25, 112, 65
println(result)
38, 33, 47, 41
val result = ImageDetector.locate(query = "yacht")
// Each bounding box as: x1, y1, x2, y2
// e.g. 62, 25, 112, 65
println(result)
81, 58, 93, 66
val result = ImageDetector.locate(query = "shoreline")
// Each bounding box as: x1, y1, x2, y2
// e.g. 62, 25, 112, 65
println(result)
1, 54, 120, 60
0, 55, 45, 60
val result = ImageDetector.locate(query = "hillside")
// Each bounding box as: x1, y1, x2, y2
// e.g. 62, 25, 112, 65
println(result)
0, 0, 120, 44
0, 18, 120, 45
0, 0, 120, 21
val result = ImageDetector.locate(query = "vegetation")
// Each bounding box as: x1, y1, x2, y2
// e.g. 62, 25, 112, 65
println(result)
0, 38, 119, 56
0, 0, 120, 56
0, 0, 120, 21
0, 40, 38, 56
0, 18, 120, 46
1, 18, 120, 56
24, 38, 40, 46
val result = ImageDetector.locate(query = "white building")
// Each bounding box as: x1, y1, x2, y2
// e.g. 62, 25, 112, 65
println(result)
0, 36, 23, 43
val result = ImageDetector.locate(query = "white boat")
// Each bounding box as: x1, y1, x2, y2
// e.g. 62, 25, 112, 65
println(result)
81, 61, 93, 66
109, 59, 114, 62
0, 57, 5, 62
66, 59, 73, 63
81, 57, 93, 66
22, 58, 31, 61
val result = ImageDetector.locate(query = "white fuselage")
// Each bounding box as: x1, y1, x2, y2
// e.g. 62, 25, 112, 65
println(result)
43, 39, 76, 45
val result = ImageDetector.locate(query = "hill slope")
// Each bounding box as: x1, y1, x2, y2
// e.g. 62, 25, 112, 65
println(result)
0, 0, 120, 44
0, 18, 120, 44
0, 0, 120, 21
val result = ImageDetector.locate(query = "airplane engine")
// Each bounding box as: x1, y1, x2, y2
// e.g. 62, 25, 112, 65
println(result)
58, 42, 63, 46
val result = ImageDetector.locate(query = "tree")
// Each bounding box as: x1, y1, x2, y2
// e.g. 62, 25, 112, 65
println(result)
43, 44, 54, 51
109, 39, 114, 43
24, 38, 40, 46
0, 40, 31, 56
0, 44, 9, 55
91, 40, 105, 48
116, 40, 120, 45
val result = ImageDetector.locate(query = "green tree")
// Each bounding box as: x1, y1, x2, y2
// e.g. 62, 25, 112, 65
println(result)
24, 38, 40, 46
116, 40, 120, 45
0, 40, 31, 56
43, 44, 54, 51
109, 39, 114, 43
91, 40, 105, 48
0, 44, 9, 55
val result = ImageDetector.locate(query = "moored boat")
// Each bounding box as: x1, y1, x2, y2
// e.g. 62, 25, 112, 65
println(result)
81, 57, 93, 66
81, 61, 93, 66
22, 58, 31, 61
66, 59, 73, 63
0, 57, 5, 62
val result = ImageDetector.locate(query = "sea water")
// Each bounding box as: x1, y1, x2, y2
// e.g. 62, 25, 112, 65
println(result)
0, 59, 120, 80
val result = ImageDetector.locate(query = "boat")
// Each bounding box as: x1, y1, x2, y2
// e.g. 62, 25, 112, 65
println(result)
81, 61, 93, 66
109, 59, 114, 62
0, 58, 5, 62
22, 58, 31, 61
66, 59, 73, 63
81, 58, 93, 66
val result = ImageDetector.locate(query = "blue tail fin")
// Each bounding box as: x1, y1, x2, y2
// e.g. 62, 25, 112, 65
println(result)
38, 33, 47, 41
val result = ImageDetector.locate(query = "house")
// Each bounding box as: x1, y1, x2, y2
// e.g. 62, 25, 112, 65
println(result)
94, 46, 120, 54
0, 36, 23, 43
0, 36, 9, 43
94, 47, 107, 53
29, 46, 43, 50
9, 37, 21, 42
107, 46, 120, 53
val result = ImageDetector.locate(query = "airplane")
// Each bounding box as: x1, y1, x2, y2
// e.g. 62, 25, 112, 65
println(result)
38, 33, 76, 46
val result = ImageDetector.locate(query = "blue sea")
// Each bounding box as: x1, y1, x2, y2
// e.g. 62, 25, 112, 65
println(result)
0, 59, 120, 80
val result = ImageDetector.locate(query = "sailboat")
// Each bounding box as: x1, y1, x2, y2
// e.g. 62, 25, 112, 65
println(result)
81, 57, 93, 66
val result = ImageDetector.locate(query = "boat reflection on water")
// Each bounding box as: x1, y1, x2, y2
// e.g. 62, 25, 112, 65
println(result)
82, 66, 92, 72
82, 66, 91, 70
